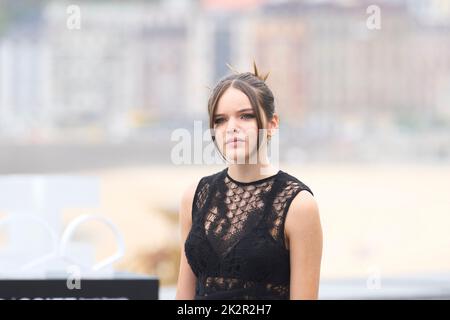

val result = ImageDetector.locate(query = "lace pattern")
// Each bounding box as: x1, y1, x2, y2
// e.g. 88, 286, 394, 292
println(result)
185, 168, 313, 300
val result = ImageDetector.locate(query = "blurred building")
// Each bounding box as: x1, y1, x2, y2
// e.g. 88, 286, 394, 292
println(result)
231, 1, 450, 131
0, 13, 51, 142
0, 0, 449, 161
42, 2, 193, 142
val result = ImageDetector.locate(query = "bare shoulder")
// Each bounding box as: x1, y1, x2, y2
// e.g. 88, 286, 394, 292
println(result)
285, 189, 322, 299
179, 178, 201, 224
285, 190, 321, 241
181, 180, 199, 207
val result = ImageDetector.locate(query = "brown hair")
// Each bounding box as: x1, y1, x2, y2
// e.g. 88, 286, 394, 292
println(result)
207, 62, 275, 158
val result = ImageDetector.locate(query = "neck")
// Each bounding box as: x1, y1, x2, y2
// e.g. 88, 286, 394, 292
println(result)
227, 162, 279, 183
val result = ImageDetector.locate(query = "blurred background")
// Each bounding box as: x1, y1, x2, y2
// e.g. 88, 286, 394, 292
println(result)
0, 0, 450, 299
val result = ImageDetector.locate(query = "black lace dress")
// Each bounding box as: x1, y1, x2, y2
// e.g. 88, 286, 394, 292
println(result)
184, 167, 314, 300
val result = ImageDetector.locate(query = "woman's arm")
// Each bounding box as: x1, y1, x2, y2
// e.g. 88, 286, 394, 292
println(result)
175, 182, 198, 300
285, 190, 323, 300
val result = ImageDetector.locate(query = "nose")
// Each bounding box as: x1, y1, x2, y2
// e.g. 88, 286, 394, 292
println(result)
226, 117, 239, 135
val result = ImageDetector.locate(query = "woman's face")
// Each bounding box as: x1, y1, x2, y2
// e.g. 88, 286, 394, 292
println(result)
213, 87, 262, 164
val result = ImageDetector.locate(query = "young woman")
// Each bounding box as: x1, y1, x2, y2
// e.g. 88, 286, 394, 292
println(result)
176, 64, 322, 300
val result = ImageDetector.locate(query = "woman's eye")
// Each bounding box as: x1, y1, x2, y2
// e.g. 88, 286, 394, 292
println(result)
214, 118, 224, 125
241, 114, 255, 120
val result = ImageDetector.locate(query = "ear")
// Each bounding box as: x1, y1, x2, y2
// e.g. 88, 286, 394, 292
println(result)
267, 113, 279, 134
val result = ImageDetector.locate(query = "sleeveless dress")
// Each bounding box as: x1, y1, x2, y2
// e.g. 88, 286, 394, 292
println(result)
184, 167, 314, 300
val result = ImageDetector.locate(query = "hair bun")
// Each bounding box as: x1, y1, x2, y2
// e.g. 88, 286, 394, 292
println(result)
225, 61, 270, 82
253, 60, 270, 82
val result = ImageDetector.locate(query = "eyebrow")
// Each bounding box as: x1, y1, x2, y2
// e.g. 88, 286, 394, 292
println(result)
214, 108, 254, 118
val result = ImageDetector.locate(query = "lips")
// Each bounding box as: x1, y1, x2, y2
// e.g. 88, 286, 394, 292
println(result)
226, 137, 245, 144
